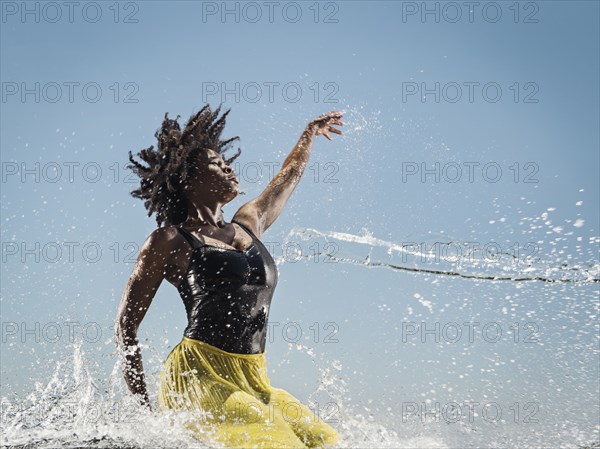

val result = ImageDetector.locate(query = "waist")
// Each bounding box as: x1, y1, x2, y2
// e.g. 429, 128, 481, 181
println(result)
181, 289, 272, 354
181, 336, 266, 358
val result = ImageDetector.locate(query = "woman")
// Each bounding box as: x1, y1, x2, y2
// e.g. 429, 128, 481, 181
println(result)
114, 104, 343, 448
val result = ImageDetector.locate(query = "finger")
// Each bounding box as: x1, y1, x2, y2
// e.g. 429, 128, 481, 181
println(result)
315, 113, 343, 126
321, 111, 343, 120
323, 132, 333, 140
328, 126, 343, 135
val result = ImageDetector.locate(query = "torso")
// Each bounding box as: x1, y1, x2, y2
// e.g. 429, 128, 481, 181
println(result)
165, 220, 279, 354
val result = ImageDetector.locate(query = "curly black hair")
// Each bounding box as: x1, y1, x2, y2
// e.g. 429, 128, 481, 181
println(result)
127, 104, 241, 227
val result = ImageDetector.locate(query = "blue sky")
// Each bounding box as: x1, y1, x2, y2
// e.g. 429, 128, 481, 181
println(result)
1, 1, 599, 446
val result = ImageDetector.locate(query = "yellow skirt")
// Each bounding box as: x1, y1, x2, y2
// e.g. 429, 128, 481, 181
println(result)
158, 336, 339, 449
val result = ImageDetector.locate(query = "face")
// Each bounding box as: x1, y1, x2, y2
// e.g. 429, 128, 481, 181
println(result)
185, 149, 240, 204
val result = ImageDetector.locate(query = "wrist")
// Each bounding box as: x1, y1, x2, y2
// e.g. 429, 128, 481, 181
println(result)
304, 124, 317, 137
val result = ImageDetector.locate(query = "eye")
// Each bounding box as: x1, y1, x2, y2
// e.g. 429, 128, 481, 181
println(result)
208, 156, 229, 170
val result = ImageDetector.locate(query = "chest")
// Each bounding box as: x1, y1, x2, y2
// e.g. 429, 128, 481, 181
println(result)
184, 243, 278, 292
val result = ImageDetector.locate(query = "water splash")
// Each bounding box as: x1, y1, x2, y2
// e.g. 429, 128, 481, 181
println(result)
1, 341, 212, 449
1, 339, 451, 449
276, 227, 600, 284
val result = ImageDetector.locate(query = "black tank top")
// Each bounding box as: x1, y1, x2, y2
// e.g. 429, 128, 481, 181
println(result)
176, 220, 278, 354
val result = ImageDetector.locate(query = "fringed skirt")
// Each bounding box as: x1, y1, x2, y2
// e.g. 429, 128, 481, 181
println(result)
158, 336, 339, 449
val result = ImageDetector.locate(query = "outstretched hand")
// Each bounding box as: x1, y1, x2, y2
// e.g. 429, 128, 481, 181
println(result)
307, 111, 344, 141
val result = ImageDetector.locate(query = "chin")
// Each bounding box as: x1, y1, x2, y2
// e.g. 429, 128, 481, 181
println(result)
222, 188, 239, 203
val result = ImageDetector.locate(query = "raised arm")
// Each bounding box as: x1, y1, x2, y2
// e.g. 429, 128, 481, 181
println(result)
114, 227, 177, 409
232, 111, 343, 237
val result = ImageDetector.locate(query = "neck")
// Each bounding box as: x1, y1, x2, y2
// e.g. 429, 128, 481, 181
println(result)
185, 200, 226, 228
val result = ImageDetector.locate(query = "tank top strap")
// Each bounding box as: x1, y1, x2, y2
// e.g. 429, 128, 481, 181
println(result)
177, 227, 202, 249
232, 220, 259, 241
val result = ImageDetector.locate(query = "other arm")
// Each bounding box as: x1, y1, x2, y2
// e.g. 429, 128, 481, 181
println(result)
114, 227, 176, 409
233, 111, 343, 236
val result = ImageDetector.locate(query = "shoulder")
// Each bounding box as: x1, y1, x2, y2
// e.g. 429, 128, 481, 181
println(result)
141, 225, 186, 258
232, 204, 262, 238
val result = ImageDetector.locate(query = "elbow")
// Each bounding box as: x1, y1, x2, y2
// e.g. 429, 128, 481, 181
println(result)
114, 319, 137, 349
114, 324, 125, 348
